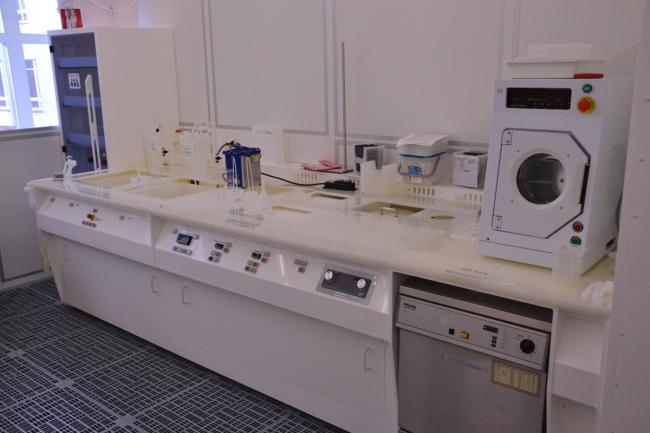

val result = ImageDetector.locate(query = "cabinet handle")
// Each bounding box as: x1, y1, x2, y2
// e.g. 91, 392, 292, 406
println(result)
181, 285, 190, 305
363, 347, 372, 371
150, 275, 159, 294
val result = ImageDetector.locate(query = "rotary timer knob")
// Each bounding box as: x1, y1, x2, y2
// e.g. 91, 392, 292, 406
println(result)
356, 279, 367, 290
324, 270, 334, 281
520, 339, 536, 354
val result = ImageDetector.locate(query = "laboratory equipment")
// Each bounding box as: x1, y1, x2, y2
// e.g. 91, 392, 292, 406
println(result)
397, 133, 448, 184
354, 144, 380, 173
480, 78, 633, 272
148, 126, 169, 176
49, 27, 178, 173
224, 143, 262, 189
397, 278, 551, 433
452, 150, 488, 188
53, 156, 78, 181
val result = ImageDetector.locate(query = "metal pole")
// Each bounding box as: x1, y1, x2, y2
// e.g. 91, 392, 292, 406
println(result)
341, 41, 348, 171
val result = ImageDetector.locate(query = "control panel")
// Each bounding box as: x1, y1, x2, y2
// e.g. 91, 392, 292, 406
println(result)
397, 296, 549, 369
38, 194, 151, 244
317, 266, 376, 304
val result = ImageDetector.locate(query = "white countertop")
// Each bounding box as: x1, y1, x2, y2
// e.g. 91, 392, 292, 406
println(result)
28, 173, 615, 317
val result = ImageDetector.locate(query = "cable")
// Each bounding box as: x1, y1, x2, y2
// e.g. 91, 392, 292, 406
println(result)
262, 172, 325, 187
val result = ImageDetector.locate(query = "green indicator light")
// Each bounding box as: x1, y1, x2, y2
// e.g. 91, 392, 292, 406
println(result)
571, 236, 583, 246
583, 84, 593, 93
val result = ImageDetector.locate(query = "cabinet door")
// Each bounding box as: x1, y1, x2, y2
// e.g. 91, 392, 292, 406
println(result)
158, 275, 387, 414
61, 241, 172, 344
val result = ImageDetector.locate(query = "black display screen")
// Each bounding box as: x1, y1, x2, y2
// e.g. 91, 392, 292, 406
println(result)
483, 325, 499, 334
506, 88, 572, 110
176, 232, 193, 246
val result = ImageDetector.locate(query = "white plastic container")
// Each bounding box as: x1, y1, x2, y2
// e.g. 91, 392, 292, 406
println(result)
397, 133, 448, 184
452, 151, 488, 188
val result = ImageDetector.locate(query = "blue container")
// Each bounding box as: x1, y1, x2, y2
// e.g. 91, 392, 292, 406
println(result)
224, 143, 262, 188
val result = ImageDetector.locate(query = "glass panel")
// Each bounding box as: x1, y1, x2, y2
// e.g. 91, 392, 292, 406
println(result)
18, 0, 60, 34
0, 44, 17, 130
516, 153, 566, 205
0, 8, 5, 33
22, 44, 58, 126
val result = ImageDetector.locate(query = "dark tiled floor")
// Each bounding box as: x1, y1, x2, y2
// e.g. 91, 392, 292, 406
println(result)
0, 279, 345, 433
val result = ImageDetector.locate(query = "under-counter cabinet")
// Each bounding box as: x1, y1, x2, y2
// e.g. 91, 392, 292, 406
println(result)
57, 238, 392, 433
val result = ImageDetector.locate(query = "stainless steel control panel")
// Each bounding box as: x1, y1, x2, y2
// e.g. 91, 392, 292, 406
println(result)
316, 265, 376, 304
397, 295, 549, 370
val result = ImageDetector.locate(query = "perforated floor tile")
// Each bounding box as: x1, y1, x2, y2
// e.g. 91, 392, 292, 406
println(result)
0, 354, 57, 410
73, 347, 210, 416
0, 284, 57, 320
0, 279, 346, 433
0, 305, 90, 351
135, 376, 286, 433
0, 386, 118, 433
25, 323, 148, 380
27, 278, 61, 300
267, 412, 347, 433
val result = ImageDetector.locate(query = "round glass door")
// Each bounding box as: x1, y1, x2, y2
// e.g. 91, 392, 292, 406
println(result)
516, 153, 566, 205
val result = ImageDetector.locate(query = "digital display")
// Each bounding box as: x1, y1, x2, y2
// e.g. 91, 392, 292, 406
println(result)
506, 88, 572, 110
483, 325, 499, 334
176, 232, 193, 246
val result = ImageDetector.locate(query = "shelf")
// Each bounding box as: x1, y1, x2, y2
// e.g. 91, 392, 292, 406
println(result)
57, 56, 98, 68
552, 317, 605, 407
62, 96, 102, 109
67, 132, 105, 148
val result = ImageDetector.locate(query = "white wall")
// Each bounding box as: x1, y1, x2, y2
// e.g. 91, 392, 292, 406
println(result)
138, 0, 646, 163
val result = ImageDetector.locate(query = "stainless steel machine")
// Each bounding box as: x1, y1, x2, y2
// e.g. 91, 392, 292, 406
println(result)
396, 278, 552, 433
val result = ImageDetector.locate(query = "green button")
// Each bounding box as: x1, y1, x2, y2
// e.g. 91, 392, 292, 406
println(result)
583, 84, 593, 93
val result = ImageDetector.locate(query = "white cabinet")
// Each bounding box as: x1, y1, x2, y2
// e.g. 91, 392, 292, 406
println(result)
57, 239, 390, 432
157, 274, 387, 415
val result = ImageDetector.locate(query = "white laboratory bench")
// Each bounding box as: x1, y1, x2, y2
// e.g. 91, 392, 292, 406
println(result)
25, 172, 614, 433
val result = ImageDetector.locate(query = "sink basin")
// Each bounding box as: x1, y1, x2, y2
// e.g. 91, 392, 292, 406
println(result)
126, 179, 216, 199
354, 201, 425, 217
76, 171, 161, 188
264, 184, 294, 196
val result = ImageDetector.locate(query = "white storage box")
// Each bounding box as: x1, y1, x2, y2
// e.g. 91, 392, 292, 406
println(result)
397, 134, 448, 183
453, 151, 488, 188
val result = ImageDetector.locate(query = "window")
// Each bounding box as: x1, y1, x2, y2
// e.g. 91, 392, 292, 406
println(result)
0, 0, 60, 130
24, 59, 41, 110
16, 0, 27, 26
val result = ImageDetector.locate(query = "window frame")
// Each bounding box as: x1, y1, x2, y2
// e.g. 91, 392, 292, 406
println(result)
0, 0, 55, 129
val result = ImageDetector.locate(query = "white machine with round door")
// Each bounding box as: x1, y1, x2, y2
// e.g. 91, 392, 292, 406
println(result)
480, 78, 633, 272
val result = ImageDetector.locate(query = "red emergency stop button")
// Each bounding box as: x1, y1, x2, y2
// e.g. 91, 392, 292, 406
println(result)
577, 97, 596, 114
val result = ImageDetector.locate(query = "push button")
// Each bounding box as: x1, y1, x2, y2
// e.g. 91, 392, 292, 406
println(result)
577, 96, 596, 114
459, 331, 470, 340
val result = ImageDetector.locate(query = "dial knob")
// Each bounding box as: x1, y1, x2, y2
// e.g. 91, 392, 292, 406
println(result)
324, 270, 334, 281
356, 279, 367, 290
520, 339, 536, 354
